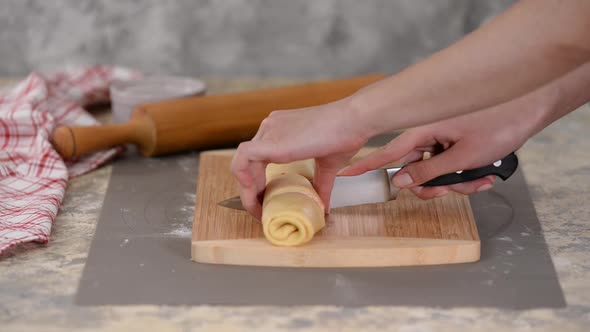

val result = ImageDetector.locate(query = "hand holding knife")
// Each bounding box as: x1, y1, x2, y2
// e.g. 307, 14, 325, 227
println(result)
219, 152, 518, 211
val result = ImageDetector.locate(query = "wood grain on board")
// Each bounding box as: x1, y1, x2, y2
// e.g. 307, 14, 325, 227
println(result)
192, 149, 480, 267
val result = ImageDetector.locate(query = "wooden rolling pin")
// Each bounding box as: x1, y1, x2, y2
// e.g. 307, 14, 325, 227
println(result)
52, 74, 384, 159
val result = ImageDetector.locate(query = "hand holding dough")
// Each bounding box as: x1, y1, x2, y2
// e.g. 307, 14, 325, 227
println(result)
262, 160, 325, 246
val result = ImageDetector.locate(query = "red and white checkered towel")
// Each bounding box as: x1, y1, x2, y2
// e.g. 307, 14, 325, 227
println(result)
0, 66, 140, 254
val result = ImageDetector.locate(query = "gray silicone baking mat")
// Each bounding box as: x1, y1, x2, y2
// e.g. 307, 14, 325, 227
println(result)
76, 145, 565, 308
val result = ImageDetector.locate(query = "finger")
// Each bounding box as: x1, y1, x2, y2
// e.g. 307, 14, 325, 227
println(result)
409, 185, 450, 200
250, 160, 268, 194
239, 140, 288, 162
231, 146, 254, 191
231, 141, 286, 186
392, 144, 474, 188
339, 131, 428, 176
231, 142, 275, 218
252, 116, 271, 141
239, 185, 262, 219
313, 161, 340, 212
448, 175, 496, 195
398, 150, 426, 165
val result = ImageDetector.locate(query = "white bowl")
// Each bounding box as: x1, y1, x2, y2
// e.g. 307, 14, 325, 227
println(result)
110, 76, 206, 123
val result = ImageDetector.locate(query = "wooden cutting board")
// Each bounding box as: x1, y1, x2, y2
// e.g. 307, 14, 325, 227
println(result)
191, 149, 480, 267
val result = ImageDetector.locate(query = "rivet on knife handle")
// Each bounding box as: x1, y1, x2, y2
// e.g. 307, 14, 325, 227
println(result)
421, 152, 518, 187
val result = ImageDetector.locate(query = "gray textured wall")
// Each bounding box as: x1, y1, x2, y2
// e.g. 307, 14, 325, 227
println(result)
0, 0, 514, 78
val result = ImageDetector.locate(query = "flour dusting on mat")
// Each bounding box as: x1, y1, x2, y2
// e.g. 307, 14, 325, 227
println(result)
166, 224, 192, 238
162, 186, 196, 238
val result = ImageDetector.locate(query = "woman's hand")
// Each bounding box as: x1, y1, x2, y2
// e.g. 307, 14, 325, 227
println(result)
230, 98, 369, 219
339, 103, 536, 199
341, 60, 590, 200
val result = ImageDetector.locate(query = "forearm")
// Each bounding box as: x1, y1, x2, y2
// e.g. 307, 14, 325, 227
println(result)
526, 62, 590, 136
467, 62, 590, 142
350, 0, 590, 137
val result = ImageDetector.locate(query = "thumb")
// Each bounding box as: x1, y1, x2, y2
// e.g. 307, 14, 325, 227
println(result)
313, 159, 344, 211
393, 144, 471, 188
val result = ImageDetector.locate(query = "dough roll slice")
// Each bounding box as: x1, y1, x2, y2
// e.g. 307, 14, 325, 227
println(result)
262, 160, 325, 246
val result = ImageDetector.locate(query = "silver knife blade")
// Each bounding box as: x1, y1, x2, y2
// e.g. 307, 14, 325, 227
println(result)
218, 195, 247, 211
217, 167, 401, 211
329, 167, 400, 208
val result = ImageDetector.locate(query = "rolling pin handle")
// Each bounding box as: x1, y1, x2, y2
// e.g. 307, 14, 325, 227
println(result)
51, 126, 77, 159
51, 122, 144, 160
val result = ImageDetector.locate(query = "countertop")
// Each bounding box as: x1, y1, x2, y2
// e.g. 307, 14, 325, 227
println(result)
1, 78, 589, 331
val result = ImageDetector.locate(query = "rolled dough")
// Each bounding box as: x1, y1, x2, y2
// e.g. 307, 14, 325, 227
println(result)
262, 160, 325, 246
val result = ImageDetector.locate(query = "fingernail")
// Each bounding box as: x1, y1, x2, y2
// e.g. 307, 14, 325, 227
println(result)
477, 184, 493, 192
394, 173, 414, 187
323, 201, 331, 215
337, 166, 349, 176
435, 190, 449, 198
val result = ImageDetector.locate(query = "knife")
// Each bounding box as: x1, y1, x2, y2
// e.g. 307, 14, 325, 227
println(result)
218, 152, 518, 210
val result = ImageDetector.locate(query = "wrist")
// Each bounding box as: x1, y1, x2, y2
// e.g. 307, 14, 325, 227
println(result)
523, 83, 562, 136
346, 90, 384, 140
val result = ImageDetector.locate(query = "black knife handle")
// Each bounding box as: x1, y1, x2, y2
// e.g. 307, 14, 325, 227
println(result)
421, 152, 518, 187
